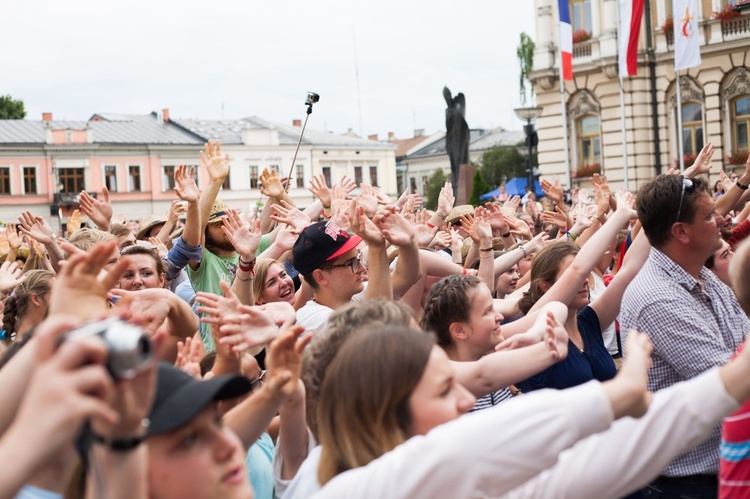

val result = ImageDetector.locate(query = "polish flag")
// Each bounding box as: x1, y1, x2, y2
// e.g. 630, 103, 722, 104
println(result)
618, 0, 646, 76
558, 0, 573, 80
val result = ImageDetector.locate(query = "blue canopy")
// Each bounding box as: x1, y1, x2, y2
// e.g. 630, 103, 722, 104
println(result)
480, 177, 544, 200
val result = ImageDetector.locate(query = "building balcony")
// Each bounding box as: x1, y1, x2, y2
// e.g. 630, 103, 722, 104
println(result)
573, 39, 594, 59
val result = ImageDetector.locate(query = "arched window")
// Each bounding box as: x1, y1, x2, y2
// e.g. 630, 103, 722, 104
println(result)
568, 90, 602, 177
681, 103, 704, 156
732, 96, 750, 152
577, 115, 601, 167
720, 67, 750, 164
667, 76, 705, 167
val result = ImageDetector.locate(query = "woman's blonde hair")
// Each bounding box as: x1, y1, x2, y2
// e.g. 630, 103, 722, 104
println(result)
316, 326, 434, 486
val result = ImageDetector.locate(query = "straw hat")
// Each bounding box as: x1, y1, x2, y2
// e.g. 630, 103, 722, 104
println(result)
136, 215, 166, 241
445, 205, 475, 226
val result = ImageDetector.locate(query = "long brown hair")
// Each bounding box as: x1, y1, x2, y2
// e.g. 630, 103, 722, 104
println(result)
316, 326, 434, 485
420, 275, 482, 349
2, 270, 55, 341
518, 242, 579, 314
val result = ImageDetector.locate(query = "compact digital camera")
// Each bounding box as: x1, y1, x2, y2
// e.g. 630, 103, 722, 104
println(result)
62, 317, 153, 380
306, 92, 320, 106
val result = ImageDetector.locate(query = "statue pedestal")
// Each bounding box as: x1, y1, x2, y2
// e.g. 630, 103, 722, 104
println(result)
456, 163, 476, 205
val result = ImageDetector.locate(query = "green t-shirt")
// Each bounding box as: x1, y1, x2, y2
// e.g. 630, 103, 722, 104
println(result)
256, 233, 272, 257
188, 249, 239, 352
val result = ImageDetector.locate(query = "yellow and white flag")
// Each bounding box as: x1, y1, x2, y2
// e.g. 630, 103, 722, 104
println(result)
673, 0, 701, 70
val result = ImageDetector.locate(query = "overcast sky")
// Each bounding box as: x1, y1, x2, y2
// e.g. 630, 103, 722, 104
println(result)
0, 1, 536, 140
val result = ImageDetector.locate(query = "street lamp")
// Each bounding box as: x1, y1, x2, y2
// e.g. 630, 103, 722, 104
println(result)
514, 106, 544, 195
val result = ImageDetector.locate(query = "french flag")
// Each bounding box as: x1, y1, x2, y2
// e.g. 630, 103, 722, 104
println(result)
558, 0, 573, 80
618, 0, 646, 76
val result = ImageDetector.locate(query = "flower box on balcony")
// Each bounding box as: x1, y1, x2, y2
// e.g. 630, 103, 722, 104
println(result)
572, 29, 592, 44
726, 149, 749, 166
714, 4, 743, 23
572, 162, 601, 178
673, 153, 697, 169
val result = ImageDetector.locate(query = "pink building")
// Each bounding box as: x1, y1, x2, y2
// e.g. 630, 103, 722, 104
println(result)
0, 110, 204, 230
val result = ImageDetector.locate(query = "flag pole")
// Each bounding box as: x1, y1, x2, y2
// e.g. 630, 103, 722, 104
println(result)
676, 70, 685, 172
619, 76, 630, 191
560, 62, 571, 189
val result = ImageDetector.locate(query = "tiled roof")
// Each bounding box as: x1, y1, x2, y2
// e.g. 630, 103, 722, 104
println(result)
389, 134, 433, 158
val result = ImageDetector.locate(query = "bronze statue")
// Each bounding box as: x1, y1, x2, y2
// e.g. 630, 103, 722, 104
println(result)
443, 86, 470, 198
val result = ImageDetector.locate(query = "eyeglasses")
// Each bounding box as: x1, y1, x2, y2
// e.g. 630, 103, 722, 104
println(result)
675, 176, 696, 224
321, 251, 363, 274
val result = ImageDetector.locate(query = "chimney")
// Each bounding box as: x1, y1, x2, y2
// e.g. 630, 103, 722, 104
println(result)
42, 112, 53, 121
368, 134, 378, 141
292, 119, 302, 127
162, 108, 170, 122
388, 132, 395, 140
414, 128, 424, 137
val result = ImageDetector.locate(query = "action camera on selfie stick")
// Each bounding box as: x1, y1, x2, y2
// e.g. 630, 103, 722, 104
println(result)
286, 92, 320, 192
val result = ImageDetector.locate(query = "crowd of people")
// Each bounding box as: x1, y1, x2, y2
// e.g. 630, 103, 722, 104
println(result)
0, 139, 749, 498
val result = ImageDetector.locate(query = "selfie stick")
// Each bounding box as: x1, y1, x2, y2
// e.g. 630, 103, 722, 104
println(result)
286, 93, 318, 192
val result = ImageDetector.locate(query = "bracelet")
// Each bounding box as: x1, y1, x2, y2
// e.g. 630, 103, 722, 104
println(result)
592, 214, 602, 221
237, 274, 254, 282
737, 181, 749, 190
238, 258, 256, 275
460, 266, 468, 275
566, 231, 577, 241
91, 419, 150, 452
480, 247, 494, 252
501, 232, 511, 238
427, 222, 436, 229
322, 204, 332, 209
510, 388, 522, 397
519, 245, 528, 258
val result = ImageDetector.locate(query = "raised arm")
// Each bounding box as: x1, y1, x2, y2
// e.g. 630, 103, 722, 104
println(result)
194, 141, 230, 268
716, 154, 750, 216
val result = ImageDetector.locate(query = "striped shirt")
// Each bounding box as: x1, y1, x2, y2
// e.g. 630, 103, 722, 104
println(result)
621, 248, 750, 477
469, 387, 513, 413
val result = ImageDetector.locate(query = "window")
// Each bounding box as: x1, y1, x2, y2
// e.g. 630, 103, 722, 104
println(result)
569, 0, 592, 33
128, 165, 141, 192
732, 96, 750, 153
250, 166, 259, 189
163, 166, 176, 191
0, 167, 9, 195
58, 168, 85, 193
222, 175, 231, 191
104, 165, 117, 192
296, 165, 305, 189
422, 175, 430, 195
369, 166, 378, 187
269, 164, 280, 175
322, 166, 332, 188
576, 115, 601, 168
410, 177, 417, 194
354, 166, 363, 185
681, 103, 704, 156
23, 167, 37, 194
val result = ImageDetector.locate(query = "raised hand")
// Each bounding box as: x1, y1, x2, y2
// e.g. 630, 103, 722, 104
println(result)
308, 173, 332, 208
541, 206, 568, 231
50, 241, 129, 320
541, 178, 564, 205
110, 288, 172, 335
357, 183, 379, 218
437, 182, 455, 218
592, 181, 611, 218
6, 224, 21, 251
18, 211, 54, 244
504, 195, 522, 212
195, 281, 242, 327
175, 336, 204, 379
372, 186, 393, 205
217, 304, 288, 352
690, 142, 715, 176
459, 213, 479, 243
615, 189, 637, 218
174, 164, 200, 202
221, 209, 262, 260
373, 207, 416, 248
348, 200, 385, 247
337, 175, 357, 195
264, 325, 311, 399
274, 225, 300, 252
0, 260, 25, 293
67, 210, 82, 237
148, 237, 169, 258
271, 200, 311, 232
504, 214, 532, 241
259, 168, 285, 199
200, 140, 230, 182
79, 187, 113, 230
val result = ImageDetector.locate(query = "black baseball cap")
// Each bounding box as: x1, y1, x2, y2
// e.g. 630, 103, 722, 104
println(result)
292, 221, 363, 275
148, 362, 252, 435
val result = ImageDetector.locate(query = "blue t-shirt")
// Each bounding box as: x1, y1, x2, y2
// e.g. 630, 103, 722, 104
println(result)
517, 306, 617, 392
246, 432, 275, 499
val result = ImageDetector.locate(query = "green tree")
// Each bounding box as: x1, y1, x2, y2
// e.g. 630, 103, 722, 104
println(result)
0, 95, 26, 120
517, 33, 535, 106
424, 168, 447, 211
479, 145, 526, 189
469, 169, 491, 207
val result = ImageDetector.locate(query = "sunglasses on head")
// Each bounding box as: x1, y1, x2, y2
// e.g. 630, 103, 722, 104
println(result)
675, 176, 696, 224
